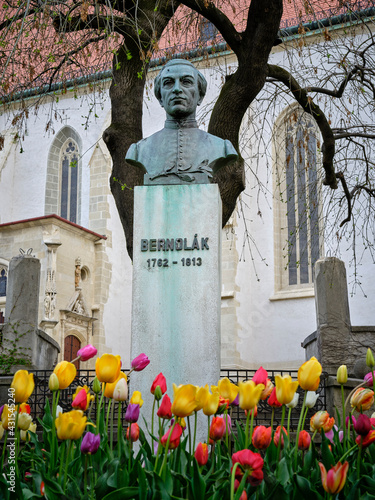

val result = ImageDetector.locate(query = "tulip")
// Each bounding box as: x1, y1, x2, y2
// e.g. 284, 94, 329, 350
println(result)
252, 426, 272, 450
298, 356, 322, 391
325, 426, 339, 444
161, 422, 183, 449
298, 430, 311, 450
238, 381, 265, 410
72, 388, 90, 411
346, 415, 356, 428
350, 387, 374, 411
354, 413, 371, 436
154, 386, 163, 401
0, 423, 4, 440
273, 426, 288, 448
356, 429, 375, 448
53, 361, 77, 390
203, 392, 220, 416
49, 373, 59, 392
234, 480, 248, 500
217, 396, 230, 413
231, 394, 239, 406
0, 405, 3, 419
366, 348, 375, 368
245, 406, 258, 418
95, 354, 121, 383
310, 411, 335, 433
209, 416, 226, 441
171, 384, 197, 417
252, 367, 268, 386
1, 405, 13, 430
130, 391, 144, 407
124, 403, 140, 423
113, 378, 128, 401
81, 432, 100, 454
364, 371, 375, 388
305, 391, 319, 409
275, 375, 299, 405
131, 353, 150, 372
157, 394, 172, 419
18, 412, 32, 431
319, 461, 349, 495
40, 482, 45, 496
104, 372, 127, 398
267, 388, 282, 408
19, 403, 31, 414
77, 344, 97, 361
20, 422, 36, 442
231, 449, 264, 486
11, 370, 35, 403
151, 373, 167, 395
195, 442, 209, 466
337, 365, 348, 384
55, 410, 87, 440
92, 376, 101, 394
260, 379, 274, 400
126, 423, 140, 442
217, 378, 239, 403
286, 392, 299, 409
195, 385, 209, 411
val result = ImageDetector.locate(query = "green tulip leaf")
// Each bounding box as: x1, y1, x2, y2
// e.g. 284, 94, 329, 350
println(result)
190, 458, 206, 500
277, 457, 290, 486
295, 475, 323, 500
320, 434, 335, 471
102, 486, 139, 500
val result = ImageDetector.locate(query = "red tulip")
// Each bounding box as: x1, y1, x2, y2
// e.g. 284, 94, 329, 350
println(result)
356, 429, 375, 448
151, 373, 167, 395
252, 426, 272, 450
157, 394, 172, 420
209, 416, 226, 441
268, 388, 282, 408
273, 426, 288, 448
252, 367, 268, 386
319, 461, 349, 495
161, 422, 183, 449
354, 413, 371, 436
131, 353, 150, 372
231, 449, 264, 486
126, 423, 140, 442
72, 389, 89, 411
194, 442, 208, 466
298, 430, 311, 450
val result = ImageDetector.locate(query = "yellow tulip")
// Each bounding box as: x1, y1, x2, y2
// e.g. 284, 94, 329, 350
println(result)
195, 385, 209, 411
20, 421, 36, 441
130, 391, 144, 408
11, 370, 34, 403
217, 378, 239, 404
104, 372, 127, 398
171, 384, 198, 417
337, 365, 348, 385
55, 410, 87, 440
298, 357, 322, 391
203, 392, 220, 416
53, 361, 77, 390
1, 405, 13, 431
350, 387, 374, 411
0, 423, 4, 440
275, 375, 299, 405
95, 354, 121, 383
238, 381, 265, 410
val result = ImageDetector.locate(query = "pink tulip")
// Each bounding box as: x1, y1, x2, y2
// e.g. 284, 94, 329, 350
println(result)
131, 353, 150, 372
77, 344, 97, 361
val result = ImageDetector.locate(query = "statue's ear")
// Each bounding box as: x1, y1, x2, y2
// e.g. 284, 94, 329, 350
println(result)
197, 97, 204, 106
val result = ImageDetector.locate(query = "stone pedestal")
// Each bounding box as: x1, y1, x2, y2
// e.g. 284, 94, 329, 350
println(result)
130, 184, 221, 431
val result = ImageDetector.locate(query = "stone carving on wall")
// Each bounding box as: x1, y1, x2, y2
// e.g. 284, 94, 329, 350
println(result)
75, 257, 82, 289
43, 241, 61, 320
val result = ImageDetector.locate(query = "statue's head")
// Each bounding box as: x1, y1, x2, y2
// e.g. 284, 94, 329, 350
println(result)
154, 59, 207, 120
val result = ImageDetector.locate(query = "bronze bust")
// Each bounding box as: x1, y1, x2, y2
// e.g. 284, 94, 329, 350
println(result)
126, 59, 238, 185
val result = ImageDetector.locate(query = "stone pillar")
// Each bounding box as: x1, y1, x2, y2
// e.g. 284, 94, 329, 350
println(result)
131, 184, 221, 431
5, 255, 41, 326
313, 257, 351, 375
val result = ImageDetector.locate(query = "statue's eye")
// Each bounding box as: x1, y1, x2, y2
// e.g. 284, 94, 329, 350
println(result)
182, 78, 194, 86
162, 79, 174, 88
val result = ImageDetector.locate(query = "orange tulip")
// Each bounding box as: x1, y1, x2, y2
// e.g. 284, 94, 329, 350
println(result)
350, 387, 374, 411
310, 411, 335, 433
319, 461, 349, 495
195, 442, 209, 466
298, 430, 311, 450
252, 426, 272, 450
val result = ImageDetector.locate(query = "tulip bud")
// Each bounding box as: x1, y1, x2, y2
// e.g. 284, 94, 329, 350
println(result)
92, 377, 101, 394
337, 365, 348, 385
113, 378, 128, 402
81, 432, 100, 454
18, 413, 33, 431
366, 348, 375, 368
298, 430, 311, 450
273, 426, 287, 448
157, 394, 172, 419
49, 373, 59, 392
126, 423, 140, 442
252, 425, 272, 450
209, 416, 226, 441
154, 385, 163, 401
305, 391, 319, 409
131, 353, 150, 372
77, 344, 97, 362
195, 442, 209, 466
354, 413, 371, 436
286, 392, 299, 409
124, 403, 140, 423
0, 423, 4, 440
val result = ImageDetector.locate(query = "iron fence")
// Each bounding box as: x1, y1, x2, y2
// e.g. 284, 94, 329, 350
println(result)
27, 368, 327, 432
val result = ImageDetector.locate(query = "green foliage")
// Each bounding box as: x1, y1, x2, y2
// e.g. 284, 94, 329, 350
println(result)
0, 322, 32, 374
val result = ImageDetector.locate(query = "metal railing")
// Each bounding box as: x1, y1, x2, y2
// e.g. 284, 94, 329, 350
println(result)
26, 368, 327, 432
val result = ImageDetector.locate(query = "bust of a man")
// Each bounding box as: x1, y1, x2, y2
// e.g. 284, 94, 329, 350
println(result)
126, 59, 238, 185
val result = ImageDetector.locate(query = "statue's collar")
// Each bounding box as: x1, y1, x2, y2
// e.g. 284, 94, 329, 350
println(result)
164, 118, 198, 129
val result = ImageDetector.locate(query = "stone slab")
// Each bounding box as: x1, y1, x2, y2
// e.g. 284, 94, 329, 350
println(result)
130, 184, 222, 431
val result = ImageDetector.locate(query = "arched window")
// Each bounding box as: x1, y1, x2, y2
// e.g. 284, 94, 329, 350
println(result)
0, 268, 7, 297
273, 106, 323, 297
46, 127, 82, 224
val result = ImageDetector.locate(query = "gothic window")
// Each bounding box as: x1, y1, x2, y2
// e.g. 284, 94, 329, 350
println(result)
46, 127, 82, 224
0, 267, 7, 297
273, 106, 322, 297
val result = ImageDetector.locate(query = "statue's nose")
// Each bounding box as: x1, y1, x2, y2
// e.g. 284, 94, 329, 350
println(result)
172, 81, 182, 93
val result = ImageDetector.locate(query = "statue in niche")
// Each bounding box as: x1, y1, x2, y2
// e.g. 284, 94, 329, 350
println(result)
75, 257, 81, 289
126, 59, 238, 185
